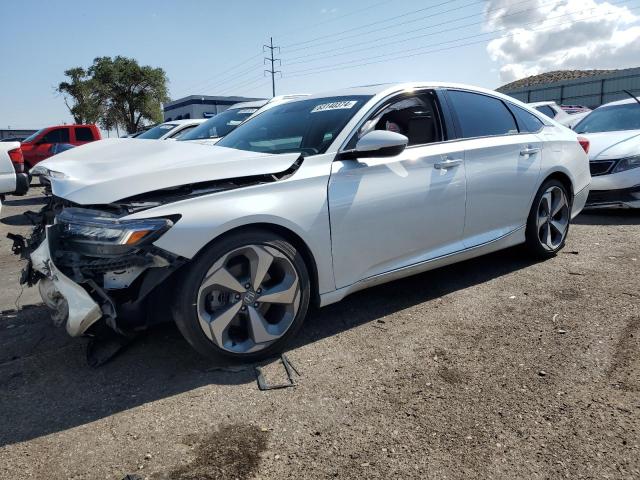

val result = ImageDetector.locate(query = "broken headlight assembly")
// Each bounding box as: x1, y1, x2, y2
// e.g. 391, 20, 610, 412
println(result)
57, 207, 176, 256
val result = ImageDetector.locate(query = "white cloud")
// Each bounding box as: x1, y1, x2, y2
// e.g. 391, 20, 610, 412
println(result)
485, 0, 640, 83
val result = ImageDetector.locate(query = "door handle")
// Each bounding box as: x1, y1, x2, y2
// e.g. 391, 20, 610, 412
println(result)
434, 158, 463, 169
520, 146, 540, 156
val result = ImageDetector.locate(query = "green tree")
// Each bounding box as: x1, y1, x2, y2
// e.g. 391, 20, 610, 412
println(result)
57, 67, 103, 124
90, 56, 169, 134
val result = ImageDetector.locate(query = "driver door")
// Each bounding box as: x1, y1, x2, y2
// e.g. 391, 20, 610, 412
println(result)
328, 91, 467, 289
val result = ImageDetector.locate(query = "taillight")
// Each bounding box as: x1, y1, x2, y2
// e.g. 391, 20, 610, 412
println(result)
8, 148, 24, 173
577, 136, 590, 154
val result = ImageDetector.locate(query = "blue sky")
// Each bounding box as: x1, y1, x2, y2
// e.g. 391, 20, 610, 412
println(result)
6, 0, 639, 130
0, 0, 497, 129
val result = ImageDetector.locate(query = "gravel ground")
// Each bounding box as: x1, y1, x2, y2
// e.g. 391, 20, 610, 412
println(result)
0, 187, 638, 480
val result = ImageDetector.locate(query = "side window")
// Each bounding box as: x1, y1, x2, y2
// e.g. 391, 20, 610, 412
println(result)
447, 90, 518, 138
42, 128, 70, 143
535, 105, 556, 118
170, 125, 197, 139
508, 104, 544, 133
348, 91, 444, 148
75, 127, 94, 141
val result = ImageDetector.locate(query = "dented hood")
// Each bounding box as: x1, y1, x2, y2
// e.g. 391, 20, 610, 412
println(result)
40, 139, 301, 204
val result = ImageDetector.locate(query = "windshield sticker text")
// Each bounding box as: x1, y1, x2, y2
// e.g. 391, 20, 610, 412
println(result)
311, 101, 358, 113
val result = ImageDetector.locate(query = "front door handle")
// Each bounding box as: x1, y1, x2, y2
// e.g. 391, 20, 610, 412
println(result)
520, 146, 540, 156
434, 158, 463, 169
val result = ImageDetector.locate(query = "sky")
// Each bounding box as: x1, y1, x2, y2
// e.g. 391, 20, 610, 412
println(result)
1, 0, 639, 130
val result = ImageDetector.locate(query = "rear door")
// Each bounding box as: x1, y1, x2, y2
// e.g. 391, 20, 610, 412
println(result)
74, 126, 96, 144
445, 89, 543, 247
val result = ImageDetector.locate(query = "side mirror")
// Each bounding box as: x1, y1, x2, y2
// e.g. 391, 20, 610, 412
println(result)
339, 130, 408, 160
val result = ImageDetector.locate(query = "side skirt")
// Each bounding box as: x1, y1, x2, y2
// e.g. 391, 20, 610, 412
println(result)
319, 226, 525, 307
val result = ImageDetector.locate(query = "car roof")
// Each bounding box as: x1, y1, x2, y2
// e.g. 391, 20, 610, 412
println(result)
597, 97, 640, 108
163, 119, 206, 125
229, 100, 270, 109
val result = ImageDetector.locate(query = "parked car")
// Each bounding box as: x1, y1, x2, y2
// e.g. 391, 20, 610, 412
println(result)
575, 97, 640, 208
134, 119, 206, 140
17, 82, 590, 361
20, 124, 100, 171
0, 142, 29, 210
560, 104, 591, 114
527, 101, 591, 128
180, 95, 309, 144
564, 110, 591, 130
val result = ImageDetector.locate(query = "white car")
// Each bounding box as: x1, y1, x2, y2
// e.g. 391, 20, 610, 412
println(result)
180, 95, 309, 145
17, 82, 590, 360
528, 101, 590, 128
135, 119, 206, 140
0, 142, 29, 212
574, 97, 640, 208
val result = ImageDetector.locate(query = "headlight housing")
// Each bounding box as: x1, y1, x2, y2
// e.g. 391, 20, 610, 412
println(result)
612, 155, 640, 174
56, 208, 175, 255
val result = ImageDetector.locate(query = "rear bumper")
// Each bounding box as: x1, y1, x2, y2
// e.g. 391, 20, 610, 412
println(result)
30, 228, 103, 336
585, 184, 640, 209
571, 185, 590, 219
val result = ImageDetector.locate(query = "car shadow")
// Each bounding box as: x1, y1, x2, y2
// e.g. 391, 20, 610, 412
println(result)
574, 209, 640, 226
1, 195, 47, 207
1, 213, 36, 226
0, 246, 536, 447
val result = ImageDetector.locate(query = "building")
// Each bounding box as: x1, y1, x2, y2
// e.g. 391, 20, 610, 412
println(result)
163, 95, 265, 121
497, 67, 640, 108
0, 129, 37, 141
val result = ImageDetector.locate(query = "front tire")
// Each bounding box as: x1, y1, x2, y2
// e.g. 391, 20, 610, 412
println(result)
525, 179, 571, 258
172, 229, 311, 361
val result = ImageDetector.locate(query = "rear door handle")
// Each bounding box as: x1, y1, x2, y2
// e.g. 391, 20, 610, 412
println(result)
434, 158, 463, 169
520, 146, 540, 156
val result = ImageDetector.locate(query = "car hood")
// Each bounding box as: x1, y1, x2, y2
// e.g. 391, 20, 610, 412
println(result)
583, 130, 640, 160
40, 138, 301, 204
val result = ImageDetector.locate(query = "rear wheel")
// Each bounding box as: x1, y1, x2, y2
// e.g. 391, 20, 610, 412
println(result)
525, 179, 571, 258
173, 230, 310, 361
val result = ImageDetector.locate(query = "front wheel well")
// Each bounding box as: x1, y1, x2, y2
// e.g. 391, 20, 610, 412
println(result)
199, 223, 321, 308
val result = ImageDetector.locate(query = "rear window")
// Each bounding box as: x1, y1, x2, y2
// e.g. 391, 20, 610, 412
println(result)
535, 105, 556, 118
75, 127, 95, 141
42, 128, 70, 143
447, 90, 518, 138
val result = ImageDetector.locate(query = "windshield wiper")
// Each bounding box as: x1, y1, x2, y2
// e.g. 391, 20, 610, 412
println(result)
623, 90, 640, 106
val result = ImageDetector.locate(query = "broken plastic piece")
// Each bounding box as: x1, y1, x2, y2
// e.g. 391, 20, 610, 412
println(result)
255, 354, 300, 391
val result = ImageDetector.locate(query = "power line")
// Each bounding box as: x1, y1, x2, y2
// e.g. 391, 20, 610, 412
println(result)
263, 37, 281, 97
275, 0, 394, 40
281, 0, 477, 50
282, 5, 639, 79
282, 0, 609, 68
282, 0, 537, 63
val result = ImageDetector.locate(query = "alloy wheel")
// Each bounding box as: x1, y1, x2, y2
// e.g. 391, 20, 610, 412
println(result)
537, 185, 569, 251
196, 244, 301, 354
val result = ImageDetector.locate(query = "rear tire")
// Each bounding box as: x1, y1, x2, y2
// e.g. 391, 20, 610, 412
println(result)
525, 179, 571, 259
172, 229, 311, 361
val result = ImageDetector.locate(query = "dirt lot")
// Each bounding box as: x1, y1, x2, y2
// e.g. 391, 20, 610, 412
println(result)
0, 186, 638, 480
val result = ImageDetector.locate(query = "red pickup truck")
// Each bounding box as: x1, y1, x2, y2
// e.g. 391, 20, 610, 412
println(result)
21, 124, 101, 170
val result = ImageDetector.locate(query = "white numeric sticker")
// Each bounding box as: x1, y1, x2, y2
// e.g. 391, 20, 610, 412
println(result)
311, 100, 358, 113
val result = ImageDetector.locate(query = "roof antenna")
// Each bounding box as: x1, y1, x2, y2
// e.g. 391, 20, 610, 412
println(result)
623, 90, 640, 106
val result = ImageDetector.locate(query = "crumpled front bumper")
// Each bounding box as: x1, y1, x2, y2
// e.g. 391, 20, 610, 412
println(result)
31, 227, 103, 336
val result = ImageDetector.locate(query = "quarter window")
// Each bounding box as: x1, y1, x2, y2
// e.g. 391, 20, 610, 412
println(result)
447, 90, 518, 139
508, 104, 544, 133
41, 128, 70, 143
75, 127, 95, 141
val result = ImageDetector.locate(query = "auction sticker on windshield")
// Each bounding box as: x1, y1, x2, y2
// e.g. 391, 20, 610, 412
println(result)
311, 100, 358, 113
237, 109, 258, 114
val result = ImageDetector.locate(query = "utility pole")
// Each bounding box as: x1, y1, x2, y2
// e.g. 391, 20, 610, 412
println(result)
263, 37, 281, 97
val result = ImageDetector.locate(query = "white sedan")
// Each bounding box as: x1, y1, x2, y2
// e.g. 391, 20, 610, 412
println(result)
574, 97, 640, 208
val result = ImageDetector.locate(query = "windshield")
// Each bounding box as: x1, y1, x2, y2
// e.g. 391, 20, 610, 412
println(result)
22, 128, 46, 143
216, 96, 372, 156
136, 123, 178, 139
574, 103, 640, 133
179, 107, 261, 141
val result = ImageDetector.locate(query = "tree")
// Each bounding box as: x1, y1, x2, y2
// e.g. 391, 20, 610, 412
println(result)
57, 67, 103, 124
90, 56, 169, 134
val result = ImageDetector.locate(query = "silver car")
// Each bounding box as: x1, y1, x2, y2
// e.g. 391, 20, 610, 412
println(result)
18, 83, 590, 360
